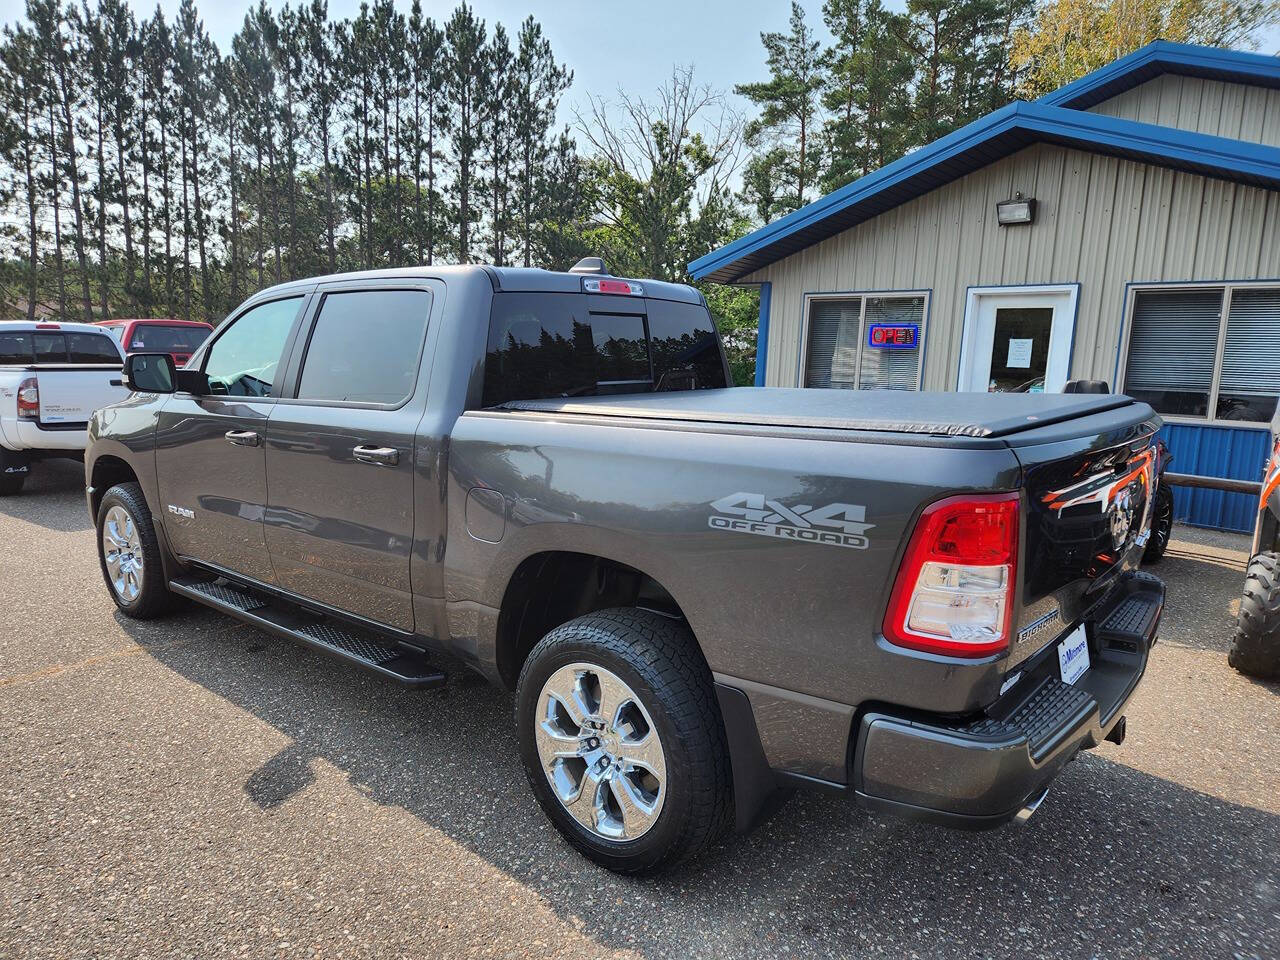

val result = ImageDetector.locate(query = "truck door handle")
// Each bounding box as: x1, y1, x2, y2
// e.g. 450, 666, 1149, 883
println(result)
353, 445, 399, 466
225, 429, 260, 447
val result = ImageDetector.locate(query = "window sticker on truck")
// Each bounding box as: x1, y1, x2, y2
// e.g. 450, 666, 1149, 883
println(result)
708, 492, 874, 549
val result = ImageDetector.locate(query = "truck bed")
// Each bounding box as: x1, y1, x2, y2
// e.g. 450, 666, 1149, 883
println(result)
498, 388, 1137, 439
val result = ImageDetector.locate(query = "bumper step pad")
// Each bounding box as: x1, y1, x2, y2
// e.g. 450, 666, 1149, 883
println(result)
169, 577, 446, 689
963, 677, 1095, 761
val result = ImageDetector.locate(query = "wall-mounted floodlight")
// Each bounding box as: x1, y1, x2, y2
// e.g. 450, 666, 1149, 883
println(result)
996, 192, 1036, 226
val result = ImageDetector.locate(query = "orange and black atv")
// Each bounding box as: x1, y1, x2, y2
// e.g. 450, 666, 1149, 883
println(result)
1231, 403, 1280, 679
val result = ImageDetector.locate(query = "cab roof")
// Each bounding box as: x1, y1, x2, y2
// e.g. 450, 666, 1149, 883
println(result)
246, 264, 705, 306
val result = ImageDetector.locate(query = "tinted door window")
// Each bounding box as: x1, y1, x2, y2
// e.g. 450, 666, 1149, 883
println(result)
66, 332, 121, 363
296, 290, 431, 404
0, 332, 32, 363
204, 297, 302, 397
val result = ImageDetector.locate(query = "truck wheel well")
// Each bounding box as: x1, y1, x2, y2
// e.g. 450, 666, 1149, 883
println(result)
89, 456, 139, 518
496, 551, 690, 689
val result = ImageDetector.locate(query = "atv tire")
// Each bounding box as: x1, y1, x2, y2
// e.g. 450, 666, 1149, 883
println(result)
1229, 551, 1280, 679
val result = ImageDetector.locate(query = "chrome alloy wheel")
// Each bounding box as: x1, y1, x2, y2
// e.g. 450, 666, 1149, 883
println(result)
102, 504, 144, 603
534, 662, 667, 841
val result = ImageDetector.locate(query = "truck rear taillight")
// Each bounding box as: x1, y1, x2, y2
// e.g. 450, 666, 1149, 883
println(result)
16, 376, 38, 420
581, 277, 644, 296
882, 492, 1019, 658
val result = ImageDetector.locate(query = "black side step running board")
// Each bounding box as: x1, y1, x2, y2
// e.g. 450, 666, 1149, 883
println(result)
169, 577, 446, 689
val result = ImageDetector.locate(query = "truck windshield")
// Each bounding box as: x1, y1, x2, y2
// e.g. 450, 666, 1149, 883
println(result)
483, 291, 727, 406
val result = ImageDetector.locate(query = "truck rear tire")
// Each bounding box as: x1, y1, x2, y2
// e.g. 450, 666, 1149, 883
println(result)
1143, 481, 1174, 563
96, 482, 178, 620
1230, 551, 1280, 679
515, 607, 732, 874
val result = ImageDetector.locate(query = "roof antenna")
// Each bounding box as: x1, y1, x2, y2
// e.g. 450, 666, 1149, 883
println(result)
569, 257, 609, 276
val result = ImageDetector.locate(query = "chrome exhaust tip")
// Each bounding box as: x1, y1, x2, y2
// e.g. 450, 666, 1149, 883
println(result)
1013, 788, 1050, 825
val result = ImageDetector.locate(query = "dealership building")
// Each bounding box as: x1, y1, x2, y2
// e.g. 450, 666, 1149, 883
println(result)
690, 42, 1280, 533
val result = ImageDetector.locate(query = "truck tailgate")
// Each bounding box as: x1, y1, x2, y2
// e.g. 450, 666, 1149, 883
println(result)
29, 365, 126, 426
1005, 403, 1163, 666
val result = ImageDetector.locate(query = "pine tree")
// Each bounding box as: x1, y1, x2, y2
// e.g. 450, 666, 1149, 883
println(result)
31, 0, 94, 320
735, 1, 824, 218
299, 0, 340, 273
0, 25, 44, 318
481, 23, 512, 265
821, 0, 913, 192
407, 1, 449, 265
511, 16, 570, 268
445, 3, 487, 263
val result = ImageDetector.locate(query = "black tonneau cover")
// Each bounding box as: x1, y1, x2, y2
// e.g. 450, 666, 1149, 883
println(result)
499, 388, 1137, 439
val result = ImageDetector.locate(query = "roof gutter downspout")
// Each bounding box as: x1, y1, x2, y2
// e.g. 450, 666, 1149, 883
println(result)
755, 282, 772, 387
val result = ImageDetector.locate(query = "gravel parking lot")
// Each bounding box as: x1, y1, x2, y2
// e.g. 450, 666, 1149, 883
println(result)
1, 458, 1277, 959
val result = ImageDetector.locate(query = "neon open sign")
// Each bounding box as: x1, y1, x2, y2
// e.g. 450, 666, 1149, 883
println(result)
866, 322, 919, 349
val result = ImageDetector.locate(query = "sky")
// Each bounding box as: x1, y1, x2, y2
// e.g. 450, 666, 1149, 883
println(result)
0, 0, 804, 119
0, 0, 1276, 149
2, 0, 1277, 124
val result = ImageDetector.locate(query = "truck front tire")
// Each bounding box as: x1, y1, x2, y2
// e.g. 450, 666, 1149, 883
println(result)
515, 607, 732, 874
1230, 551, 1280, 679
96, 482, 177, 620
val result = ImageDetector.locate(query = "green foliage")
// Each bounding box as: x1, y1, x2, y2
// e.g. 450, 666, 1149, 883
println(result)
701, 282, 760, 386
1011, 0, 1280, 97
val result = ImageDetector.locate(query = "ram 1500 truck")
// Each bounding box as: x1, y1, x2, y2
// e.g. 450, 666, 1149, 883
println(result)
85, 263, 1165, 874
1, 320, 127, 495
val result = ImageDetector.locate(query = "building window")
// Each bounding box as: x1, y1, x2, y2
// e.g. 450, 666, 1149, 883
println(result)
1122, 284, 1280, 423
804, 293, 926, 390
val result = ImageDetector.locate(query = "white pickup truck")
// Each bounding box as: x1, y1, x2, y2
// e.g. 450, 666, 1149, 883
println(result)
0, 320, 127, 495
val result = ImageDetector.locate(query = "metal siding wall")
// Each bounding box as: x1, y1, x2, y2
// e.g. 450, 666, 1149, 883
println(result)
1159, 423, 1271, 532
1089, 74, 1280, 147
743, 143, 1280, 396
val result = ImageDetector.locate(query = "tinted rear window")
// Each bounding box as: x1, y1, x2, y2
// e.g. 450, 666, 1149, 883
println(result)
482, 292, 726, 406
0, 332, 33, 364
128, 324, 210, 353
67, 333, 122, 363
296, 289, 431, 404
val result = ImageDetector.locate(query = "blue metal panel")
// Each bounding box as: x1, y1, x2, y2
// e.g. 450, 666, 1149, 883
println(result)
1158, 422, 1270, 532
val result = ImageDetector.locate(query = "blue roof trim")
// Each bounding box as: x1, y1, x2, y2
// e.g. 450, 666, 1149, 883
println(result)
1040, 40, 1280, 110
688, 98, 1280, 284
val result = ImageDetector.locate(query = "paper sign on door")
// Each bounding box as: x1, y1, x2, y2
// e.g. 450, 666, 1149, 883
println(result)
1007, 338, 1033, 368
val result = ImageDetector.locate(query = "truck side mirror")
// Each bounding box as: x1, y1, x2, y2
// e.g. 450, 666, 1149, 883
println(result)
123, 353, 176, 393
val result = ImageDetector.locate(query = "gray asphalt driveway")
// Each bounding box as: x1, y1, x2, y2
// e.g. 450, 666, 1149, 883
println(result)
1, 459, 1277, 959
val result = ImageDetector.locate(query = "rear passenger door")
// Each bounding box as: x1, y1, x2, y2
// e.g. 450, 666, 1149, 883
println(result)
263, 282, 435, 633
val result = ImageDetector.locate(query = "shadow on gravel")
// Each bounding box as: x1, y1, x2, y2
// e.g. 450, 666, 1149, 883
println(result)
1151, 548, 1247, 654
124, 613, 1280, 960
0, 458, 93, 533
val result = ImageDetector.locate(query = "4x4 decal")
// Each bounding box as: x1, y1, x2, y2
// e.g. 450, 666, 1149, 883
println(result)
708, 492, 874, 550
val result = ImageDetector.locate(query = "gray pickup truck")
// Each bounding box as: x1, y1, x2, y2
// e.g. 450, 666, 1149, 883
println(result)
86, 262, 1165, 873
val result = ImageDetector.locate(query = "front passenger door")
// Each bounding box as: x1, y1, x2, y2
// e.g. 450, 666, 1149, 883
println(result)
156, 294, 307, 583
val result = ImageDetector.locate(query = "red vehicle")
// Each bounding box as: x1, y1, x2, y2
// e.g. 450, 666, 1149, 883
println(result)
97, 318, 213, 368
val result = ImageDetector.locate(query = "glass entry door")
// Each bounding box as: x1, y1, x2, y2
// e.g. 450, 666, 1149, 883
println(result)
958, 287, 1077, 393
